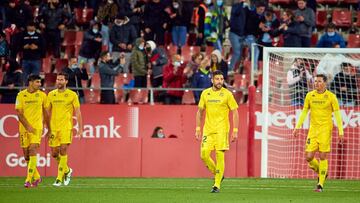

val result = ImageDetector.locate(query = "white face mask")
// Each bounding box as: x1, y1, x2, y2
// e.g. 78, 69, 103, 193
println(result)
138, 45, 144, 50
173, 3, 179, 9
71, 64, 78, 69
92, 29, 98, 33
157, 133, 165, 138
108, 0, 113, 4
327, 32, 335, 37
28, 31, 35, 35
205, 0, 212, 5
173, 61, 181, 67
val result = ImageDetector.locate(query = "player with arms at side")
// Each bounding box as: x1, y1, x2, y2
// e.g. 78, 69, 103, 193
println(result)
15, 74, 48, 188
293, 74, 344, 192
46, 72, 83, 186
195, 70, 239, 193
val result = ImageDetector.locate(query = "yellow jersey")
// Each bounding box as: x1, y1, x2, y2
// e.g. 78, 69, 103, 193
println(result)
15, 89, 47, 131
198, 87, 238, 135
46, 89, 80, 131
303, 90, 340, 128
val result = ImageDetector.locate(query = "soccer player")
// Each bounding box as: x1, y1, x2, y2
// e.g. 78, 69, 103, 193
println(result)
293, 74, 344, 192
195, 70, 239, 193
46, 72, 83, 186
15, 74, 48, 188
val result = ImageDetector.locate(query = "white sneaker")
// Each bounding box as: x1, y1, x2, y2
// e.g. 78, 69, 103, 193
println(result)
53, 179, 62, 187
63, 168, 73, 186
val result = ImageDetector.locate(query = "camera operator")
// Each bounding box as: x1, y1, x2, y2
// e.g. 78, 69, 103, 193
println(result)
98, 51, 125, 104
287, 58, 313, 106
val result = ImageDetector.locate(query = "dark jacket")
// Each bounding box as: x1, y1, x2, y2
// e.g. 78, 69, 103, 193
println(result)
110, 17, 137, 53
316, 32, 346, 48
20, 31, 46, 60
0, 70, 23, 103
149, 47, 168, 79
258, 14, 280, 44
331, 72, 358, 103
245, 9, 262, 36
229, 2, 247, 37
273, 21, 302, 47
79, 29, 102, 59
98, 61, 123, 88
0, 39, 9, 57
191, 69, 211, 104
143, 1, 168, 29
38, 4, 70, 30
294, 7, 315, 38
62, 66, 89, 98
5, 3, 33, 29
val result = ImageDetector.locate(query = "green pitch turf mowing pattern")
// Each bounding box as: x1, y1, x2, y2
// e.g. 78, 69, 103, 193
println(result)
0, 177, 359, 203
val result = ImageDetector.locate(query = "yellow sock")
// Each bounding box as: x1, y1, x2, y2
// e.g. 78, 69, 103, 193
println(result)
308, 158, 319, 173
55, 156, 60, 165
319, 159, 328, 187
25, 156, 36, 183
56, 155, 68, 181
33, 168, 41, 180
214, 150, 225, 189
200, 149, 216, 175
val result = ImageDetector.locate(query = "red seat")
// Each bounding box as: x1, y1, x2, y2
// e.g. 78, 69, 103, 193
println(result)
356, 12, 360, 27
74, 8, 94, 26
269, 0, 292, 4
233, 73, 249, 89
332, 9, 352, 27
347, 34, 360, 48
181, 90, 195, 104
62, 31, 77, 46
84, 73, 100, 104
114, 73, 133, 103
75, 31, 84, 46
316, 0, 338, 4
311, 33, 318, 46
343, 0, 358, 4
44, 73, 57, 87
41, 57, 51, 73
316, 10, 328, 27
55, 59, 69, 72
128, 89, 148, 104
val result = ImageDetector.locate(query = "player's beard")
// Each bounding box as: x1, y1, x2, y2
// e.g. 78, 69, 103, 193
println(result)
213, 83, 222, 90
57, 83, 65, 90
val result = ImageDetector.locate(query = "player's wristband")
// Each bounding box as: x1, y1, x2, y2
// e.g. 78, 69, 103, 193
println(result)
196, 127, 201, 131
233, 128, 238, 133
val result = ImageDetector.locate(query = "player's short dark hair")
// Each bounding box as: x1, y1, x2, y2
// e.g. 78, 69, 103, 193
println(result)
57, 72, 69, 81
212, 70, 224, 78
27, 74, 41, 82
316, 74, 327, 82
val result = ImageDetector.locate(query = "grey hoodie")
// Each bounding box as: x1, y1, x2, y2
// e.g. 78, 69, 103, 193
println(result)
294, 7, 315, 38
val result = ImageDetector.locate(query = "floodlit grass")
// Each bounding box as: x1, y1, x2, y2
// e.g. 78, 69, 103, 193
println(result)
0, 177, 359, 203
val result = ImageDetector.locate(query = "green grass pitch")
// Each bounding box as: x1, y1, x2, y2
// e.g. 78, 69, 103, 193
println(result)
0, 177, 359, 203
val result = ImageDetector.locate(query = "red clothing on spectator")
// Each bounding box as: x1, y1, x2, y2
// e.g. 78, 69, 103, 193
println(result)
163, 63, 186, 98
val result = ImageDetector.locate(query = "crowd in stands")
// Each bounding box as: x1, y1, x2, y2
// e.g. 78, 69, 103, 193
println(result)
0, 0, 359, 105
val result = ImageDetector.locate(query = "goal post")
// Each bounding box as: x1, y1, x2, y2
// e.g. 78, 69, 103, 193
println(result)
261, 47, 360, 179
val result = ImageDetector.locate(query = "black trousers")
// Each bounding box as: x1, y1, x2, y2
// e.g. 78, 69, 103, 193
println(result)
100, 90, 115, 104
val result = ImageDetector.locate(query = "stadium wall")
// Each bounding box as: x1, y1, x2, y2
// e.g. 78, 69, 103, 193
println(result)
0, 104, 358, 178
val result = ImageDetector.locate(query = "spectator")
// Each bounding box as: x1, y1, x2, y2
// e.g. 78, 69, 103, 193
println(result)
330, 63, 358, 107
210, 49, 228, 81
131, 38, 147, 88
258, 9, 280, 62
192, 57, 212, 104
286, 58, 312, 106
61, 57, 89, 104
183, 52, 204, 87
0, 31, 9, 71
19, 22, 45, 82
0, 0, 7, 30
204, 0, 229, 52
244, 1, 265, 71
191, 0, 207, 47
98, 51, 125, 104
5, 0, 33, 31
96, 0, 119, 53
78, 21, 102, 77
0, 59, 24, 103
228, 0, 247, 72
143, 0, 168, 46
38, 0, 70, 60
151, 126, 165, 138
316, 23, 346, 48
110, 13, 137, 73
349, 22, 359, 34
146, 40, 168, 88
273, 9, 302, 47
294, 0, 315, 47
163, 54, 186, 104
118, 0, 146, 36
169, 0, 187, 55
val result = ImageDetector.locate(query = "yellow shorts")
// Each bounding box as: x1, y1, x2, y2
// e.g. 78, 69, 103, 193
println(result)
305, 126, 332, 153
49, 129, 73, 147
201, 133, 229, 151
19, 129, 42, 148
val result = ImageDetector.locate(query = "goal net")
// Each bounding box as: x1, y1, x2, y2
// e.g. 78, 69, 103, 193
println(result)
261, 47, 360, 179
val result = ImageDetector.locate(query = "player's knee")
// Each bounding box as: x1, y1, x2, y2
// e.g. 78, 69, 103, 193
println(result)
305, 155, 314, 162
200, 150, 209, 161
51, 152, 59, 159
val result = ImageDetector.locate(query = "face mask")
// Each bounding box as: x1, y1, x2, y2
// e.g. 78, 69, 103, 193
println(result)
71, 64, 78, 69
138, 45, 144, 50
108, 0, 113, 4
327, 32, 335, 37
145, 47, 152, 52
216, 0, 223, 6
28, 31, 35, 35
92, 29, 98, 33
173, 61, 181, 67
173, 3, 179, 9
157, 133, 165, 138
115, 20, 123, 26
205, 0, 211, 5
